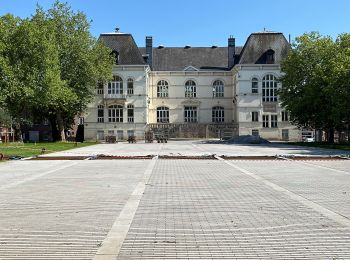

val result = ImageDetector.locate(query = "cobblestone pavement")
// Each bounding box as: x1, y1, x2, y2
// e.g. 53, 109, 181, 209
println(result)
0, 141, 350, 259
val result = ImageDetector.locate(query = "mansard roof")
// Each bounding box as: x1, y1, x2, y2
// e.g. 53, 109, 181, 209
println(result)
139, 47, 242, 71
237, 32, 290, 64
99, 33, 145, 65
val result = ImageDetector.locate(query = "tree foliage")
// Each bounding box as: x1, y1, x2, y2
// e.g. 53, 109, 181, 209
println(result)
279, 32, 350, 143
0, 1, 114, 141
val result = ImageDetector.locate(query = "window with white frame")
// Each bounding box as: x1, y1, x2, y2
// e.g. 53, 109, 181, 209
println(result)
184, 106, 197, 122
271, 114, 278, 128
156, 106, 169, 123
252, 111, 259, 122
262, 74, 278, 102
127, 104, 134, 123
185, 80, 196, 98
79, 117, 84, 125
108, 76, 123, 95
263, 115, 269, 128
127, 78, 134, 95
251, 77, 259, 94
212, 106, 224, 123
97, 105, 104, 123
108, 105, 123, 122
213, 80, 224, 97
157, 80, 169, 97
97, 81, 104, 95
282, 111, 289, 121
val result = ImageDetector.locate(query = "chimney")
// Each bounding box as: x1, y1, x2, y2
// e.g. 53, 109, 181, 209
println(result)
228, 36, 236, 68
146, 36, 153, 69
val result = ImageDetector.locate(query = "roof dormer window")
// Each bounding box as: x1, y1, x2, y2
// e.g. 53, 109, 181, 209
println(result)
266, 49, 275, 64
111, 50, 119, 65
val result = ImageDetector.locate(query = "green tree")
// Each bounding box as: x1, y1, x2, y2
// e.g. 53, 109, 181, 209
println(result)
40, 1, 114, 141
279, 32, 338, 143
0, 2, 114, 141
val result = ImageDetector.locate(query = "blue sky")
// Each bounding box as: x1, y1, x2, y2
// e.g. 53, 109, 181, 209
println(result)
1, 0, 349, 47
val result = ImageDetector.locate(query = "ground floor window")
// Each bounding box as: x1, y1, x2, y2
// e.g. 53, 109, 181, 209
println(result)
271, 115, 278, 128
184, 106, 197, 123
97, 105, 104, 123
97, 130, 104, 140
252, 129, 259, 136
263, 115, 269, 128
117, 130, 123, 140
127, 130, 135, 137
127, 104, 134, 123
212, 106, 224, 123
157, 106, 169, 123
282, 129, 289, 140
252, 111, 259, 122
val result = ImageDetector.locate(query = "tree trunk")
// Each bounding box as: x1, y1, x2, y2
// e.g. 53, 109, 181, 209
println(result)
56, 111, 66, 141
327, 127, 335, 143
49, 114, 60, 142
13, 121, 23, 142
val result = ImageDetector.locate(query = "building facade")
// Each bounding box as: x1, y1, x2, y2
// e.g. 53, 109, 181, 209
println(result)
84, 31, 301, 141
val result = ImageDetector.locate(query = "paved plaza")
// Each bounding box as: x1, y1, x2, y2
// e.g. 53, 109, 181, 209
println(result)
0, 140, 350, 259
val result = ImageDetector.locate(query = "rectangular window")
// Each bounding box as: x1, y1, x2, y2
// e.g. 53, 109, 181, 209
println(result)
282, 111, 289, 121
117, 130, 123, 140
271, 115, 278, 128
282, 129, 289, 141
79, 117, 84, 125
127, 107, 134, 123
127, 130, 134, 137
263, 115, 269, 128
97, 107, 104, 123
184, 106, 197, 123
252, 111, 259, 122
252, 129, 259, 136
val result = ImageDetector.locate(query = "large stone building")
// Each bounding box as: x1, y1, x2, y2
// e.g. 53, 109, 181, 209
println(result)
84, 31, 301, 141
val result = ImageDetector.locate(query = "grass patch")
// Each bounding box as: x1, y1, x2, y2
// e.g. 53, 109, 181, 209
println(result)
286, 142, 350, 151
0, 142, 97, 158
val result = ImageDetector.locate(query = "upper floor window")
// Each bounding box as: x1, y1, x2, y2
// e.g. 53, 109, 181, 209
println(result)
97, 81, 104, 95
266, 49, 275, 64
251, 77, 259, 94
252, 111, 259, 122
111, 50, 119, 64
212, 106, 224, 123
127, 78, 134, 95
157, 106, 169, 123
157, 80, 169, 97
97, 105, 104, 123
262, 74, 278, 102
213, 80, 224, 98
127, 104, 134, 123
271, 114, 278, 128
185, 80, 196, 98
108, 104, 123, 122
108, 76, 123, 95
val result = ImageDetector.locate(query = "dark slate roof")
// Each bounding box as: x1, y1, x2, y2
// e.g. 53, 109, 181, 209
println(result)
140, 47, 242, 71
99, 33, 145, 65
238, 32, 290, 64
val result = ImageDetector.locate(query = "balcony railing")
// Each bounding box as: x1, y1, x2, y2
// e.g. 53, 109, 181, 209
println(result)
104, 94, 127, 100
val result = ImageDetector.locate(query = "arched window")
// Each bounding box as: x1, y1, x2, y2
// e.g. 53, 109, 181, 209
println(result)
251, 77, 259, 94
108, 76, 123, 95
157, 80, 169, 97
127, 78, 134, 95
262, 74, 278, 102
157, 106, 169, 123
127, 104, 134, 123
97, 105, 104, 123
213, 80, 224, 97
212, 106, 225, 123
108, 104, 123, 122
185, 80, 196, 98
